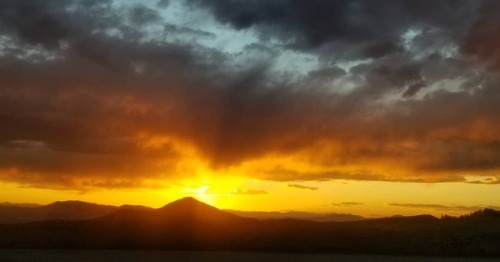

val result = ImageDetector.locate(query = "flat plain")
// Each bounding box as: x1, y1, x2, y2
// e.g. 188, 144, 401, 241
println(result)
0, 250, 497, 262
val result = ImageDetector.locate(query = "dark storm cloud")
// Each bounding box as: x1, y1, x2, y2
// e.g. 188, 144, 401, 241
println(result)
0, 0, 71, 49
461, 0, 500, 69
0, 0, 119, 50
350, 61, 427, 98
157, 0, 170, 8
0, 0, 499, 189
128, 4, 161, 25
0, 0, 196, 72
307, 67, 346, 80
362, 41, 402, 59
193, 0, 477, 54
418, 141, 500, 172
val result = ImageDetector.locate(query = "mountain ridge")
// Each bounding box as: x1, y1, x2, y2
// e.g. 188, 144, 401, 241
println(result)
226, 209, 366, 222
0, 197, 499, 256
0, 198, 365, 224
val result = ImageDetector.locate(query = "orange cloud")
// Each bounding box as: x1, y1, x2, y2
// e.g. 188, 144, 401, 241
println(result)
287, 184, 319, 191
0, 0, 500, 191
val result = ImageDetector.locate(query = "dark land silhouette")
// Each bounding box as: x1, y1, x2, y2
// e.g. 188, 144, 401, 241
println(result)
226, 210, 365, 222
0, 201, 153, 224
0, 197, 499, 256
0, 201, 364, 224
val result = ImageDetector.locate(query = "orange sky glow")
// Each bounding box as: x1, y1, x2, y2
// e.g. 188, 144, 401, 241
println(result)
0, 0, 499, 218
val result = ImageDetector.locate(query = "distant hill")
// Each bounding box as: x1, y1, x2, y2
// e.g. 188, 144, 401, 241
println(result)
0, 200, 363, 224
226, 210, 365, 222
0, 198, 499, 256
0, 201, 152, 224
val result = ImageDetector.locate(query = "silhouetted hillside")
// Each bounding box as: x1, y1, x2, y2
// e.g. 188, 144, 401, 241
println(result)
0, 199, 363, 224
226, 210, 365, 222
0, 201, 152, 224
0, 198, 499, 256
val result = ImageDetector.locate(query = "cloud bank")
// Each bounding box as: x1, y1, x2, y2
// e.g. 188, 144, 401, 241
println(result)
0, 0, 499, 189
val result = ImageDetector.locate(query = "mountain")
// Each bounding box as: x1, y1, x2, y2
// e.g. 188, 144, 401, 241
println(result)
0, 202, 41, 208
226, 210, 365, 222
0, 198, 499, 256
0, 200, 364, 224
0, 201, 152, 224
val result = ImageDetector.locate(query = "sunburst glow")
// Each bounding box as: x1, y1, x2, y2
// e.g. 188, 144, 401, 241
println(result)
0, 0, 499, 218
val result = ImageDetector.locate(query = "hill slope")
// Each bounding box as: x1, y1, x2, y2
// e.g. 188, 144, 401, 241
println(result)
226, 210, 365, 222
0, 198, 499, 256
0, 199, 362, 223
0, 201, 153, 224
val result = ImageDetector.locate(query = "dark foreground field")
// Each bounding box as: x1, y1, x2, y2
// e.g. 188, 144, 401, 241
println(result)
0, 250, 497, 262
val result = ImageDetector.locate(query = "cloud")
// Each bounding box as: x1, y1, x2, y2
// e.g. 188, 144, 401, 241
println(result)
128, 4, 161, 26
417, 141, 500, 172
389, 203, 500, 212
464, 176, 500, 185
287, 184, 318, 191
230, 189, 268, 195
0, 0, 499, 189
461, 0, 500, 69
332, 202, 365, 206
265, 169, 389, 182
194, 0, 477, 55
261, 167, 465, 183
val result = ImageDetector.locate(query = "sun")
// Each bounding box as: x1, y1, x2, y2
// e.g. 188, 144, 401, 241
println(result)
179, 170, 250, 208
186, 185, 217, 206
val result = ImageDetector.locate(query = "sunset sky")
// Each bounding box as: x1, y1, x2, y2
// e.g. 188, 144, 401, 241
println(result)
0, 0, 499, 217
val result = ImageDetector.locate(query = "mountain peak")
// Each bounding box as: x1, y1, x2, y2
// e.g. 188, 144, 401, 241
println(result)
48, 200, 87, 206
155, 197, 238, 222
160, 197, 212, 210
172, 197, 202, 204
